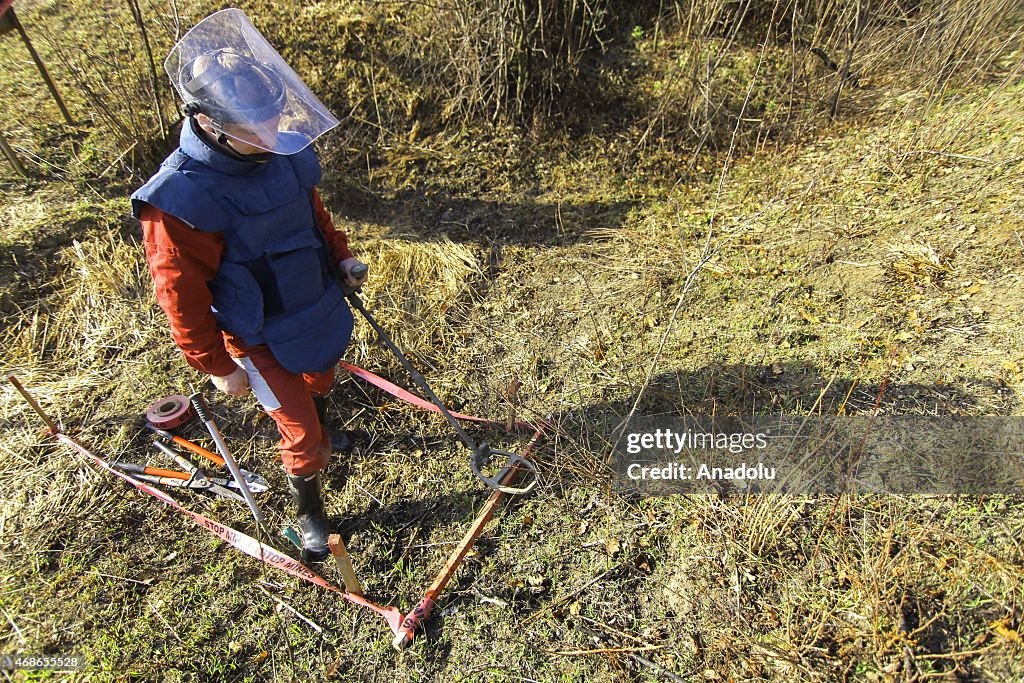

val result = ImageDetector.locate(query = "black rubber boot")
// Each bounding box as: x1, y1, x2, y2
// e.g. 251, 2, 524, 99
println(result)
313, 396, 353, 454
286, 472, 331, 563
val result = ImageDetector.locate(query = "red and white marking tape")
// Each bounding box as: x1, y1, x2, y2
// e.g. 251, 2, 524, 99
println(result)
25, 362, 540, 643
340, 361, 535, 431
55, 431, 405, 633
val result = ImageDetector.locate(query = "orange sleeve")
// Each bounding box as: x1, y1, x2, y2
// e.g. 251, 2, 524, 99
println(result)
139, 204, 238, 378
312, 188, 354, 263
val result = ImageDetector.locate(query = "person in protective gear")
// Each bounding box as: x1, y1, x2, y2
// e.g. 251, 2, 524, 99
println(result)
131, 9, 365, 562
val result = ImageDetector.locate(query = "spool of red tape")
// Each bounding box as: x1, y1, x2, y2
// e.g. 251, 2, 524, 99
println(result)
145, 395, 194, 429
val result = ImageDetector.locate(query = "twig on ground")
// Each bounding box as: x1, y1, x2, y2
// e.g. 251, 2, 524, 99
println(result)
148, 603, 183, 644
352, 481, 384, 507
87, 570, 153, 586
893, 148, 993, 164
576, 622, 688, 683
471, 588, 509, 607
521, 562, 626, 627
579, 615, 650, 645
0, 606, 24, 643
544, 644, 666, 655
258, 584, 327, 636
628, 652, 690, 683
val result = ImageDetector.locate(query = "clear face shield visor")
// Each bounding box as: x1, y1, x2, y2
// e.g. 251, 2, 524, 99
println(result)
165, 8, 339, 155
217, 115, 284, 152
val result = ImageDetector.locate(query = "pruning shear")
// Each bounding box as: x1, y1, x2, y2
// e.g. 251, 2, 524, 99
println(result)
113, 461, 248, 502
145, 425, 270, 491
112, 442, 261, 503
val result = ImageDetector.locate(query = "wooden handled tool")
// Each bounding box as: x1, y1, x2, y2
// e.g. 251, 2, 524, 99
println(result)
112, 462, 190, 480
147, 425, 224, 465
146, 425, 269, 490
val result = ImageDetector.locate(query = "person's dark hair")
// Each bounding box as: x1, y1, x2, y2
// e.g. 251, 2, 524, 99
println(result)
180, 49, 285, 123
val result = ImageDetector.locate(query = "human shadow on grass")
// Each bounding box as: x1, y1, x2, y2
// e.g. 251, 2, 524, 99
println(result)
545, 360, 1020, 493
323, 182, 641, 249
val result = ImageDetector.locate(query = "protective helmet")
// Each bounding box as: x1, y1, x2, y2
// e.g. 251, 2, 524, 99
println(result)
179, 49, 286, 125
165, 8, 339, 155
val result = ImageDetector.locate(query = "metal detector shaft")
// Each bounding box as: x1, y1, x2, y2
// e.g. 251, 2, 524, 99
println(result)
341, 265, 537, 495
189, 393, 265, 523
344, 290, 479, 451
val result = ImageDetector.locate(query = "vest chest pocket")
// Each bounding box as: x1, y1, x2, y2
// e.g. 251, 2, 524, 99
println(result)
264, 229, 328, 314
209, 261, 265, 339
221, 164, 311, 260
222, 162, 301, 215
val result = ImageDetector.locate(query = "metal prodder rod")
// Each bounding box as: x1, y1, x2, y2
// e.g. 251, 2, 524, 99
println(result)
346, 287, 479, 452
189, 393, 265, 523
341, 263, 539, 495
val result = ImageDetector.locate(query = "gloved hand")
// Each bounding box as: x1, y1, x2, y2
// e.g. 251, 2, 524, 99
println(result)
211, 366, 249, 396
340, 257, 369, 288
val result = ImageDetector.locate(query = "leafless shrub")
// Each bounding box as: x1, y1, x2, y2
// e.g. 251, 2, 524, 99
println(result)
36, 1, 203, 179
634, 0, 1024, 156
408, 0, 614, 122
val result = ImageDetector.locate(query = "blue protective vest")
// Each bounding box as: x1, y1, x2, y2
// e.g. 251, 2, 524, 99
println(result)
131, 119, 353, 374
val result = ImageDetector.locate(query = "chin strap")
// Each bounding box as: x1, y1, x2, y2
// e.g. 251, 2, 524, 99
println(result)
213, 128, 272, 163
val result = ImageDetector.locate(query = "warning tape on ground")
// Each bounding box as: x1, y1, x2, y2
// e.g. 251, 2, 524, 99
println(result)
339, 361, 535, 432
55, 430, 406, 632
37, 361, 540, 636
57, 432, 338, 588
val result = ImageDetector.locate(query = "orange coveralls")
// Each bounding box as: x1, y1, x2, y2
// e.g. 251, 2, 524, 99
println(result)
138, 189, 353, 475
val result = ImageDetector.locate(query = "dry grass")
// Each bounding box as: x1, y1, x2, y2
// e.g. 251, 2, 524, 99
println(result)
884, 243, 953, 288
354, 235, 484, 356
631, 0, 1024, 158
1, 2, 1023, 682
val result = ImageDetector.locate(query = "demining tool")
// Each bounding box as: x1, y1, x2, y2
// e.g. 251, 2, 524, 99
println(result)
8, 369, 548, 650
145, 424, 270, 491
152, 439, 248, 502
392, 426, 544, 649
150, 439, 268, 493
112, 460, 246, 502
189, 392, 265, 523
341, 263, 538, 495
114, 456, 266, 495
